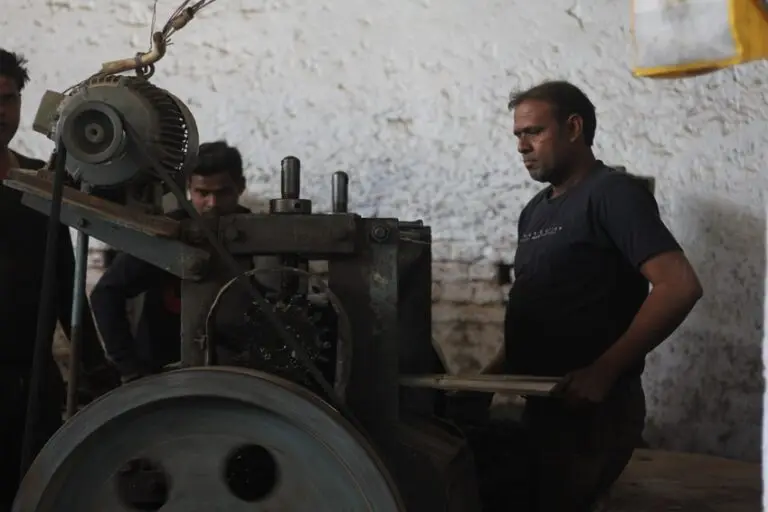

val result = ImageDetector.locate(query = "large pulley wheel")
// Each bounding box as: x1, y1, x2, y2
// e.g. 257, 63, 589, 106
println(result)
14, 367, 404, 512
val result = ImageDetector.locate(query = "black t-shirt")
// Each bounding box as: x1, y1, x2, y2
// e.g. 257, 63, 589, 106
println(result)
504, 163, 682, 377
0, 152, 107, 372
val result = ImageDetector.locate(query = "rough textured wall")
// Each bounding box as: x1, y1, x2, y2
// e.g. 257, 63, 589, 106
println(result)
763, 205, 768, 503
4, 0, 765, 461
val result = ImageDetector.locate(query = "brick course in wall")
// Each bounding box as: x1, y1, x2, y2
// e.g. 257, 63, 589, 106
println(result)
431, 260, 507, 373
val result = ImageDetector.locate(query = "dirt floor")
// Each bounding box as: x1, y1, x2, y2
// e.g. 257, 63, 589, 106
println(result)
606, 449, 761, 511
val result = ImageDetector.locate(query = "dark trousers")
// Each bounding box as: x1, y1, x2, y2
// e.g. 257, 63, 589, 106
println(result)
523, 375, 646, 512
0, 364, 64, 511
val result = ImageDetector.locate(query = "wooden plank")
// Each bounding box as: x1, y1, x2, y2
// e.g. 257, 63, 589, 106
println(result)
4, 168, 180, 237
399, 374, 559, 396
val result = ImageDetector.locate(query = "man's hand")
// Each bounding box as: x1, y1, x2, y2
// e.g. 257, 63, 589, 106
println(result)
551, 361, 619, 407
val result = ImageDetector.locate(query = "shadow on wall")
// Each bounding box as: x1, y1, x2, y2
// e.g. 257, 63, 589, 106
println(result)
643, 196, 765, 462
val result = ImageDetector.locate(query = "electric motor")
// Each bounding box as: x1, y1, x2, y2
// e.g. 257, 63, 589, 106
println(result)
33, 75, 199, 190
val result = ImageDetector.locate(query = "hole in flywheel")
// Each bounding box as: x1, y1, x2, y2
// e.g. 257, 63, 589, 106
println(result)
115, 457, 169, 511
224, 444, 279, 502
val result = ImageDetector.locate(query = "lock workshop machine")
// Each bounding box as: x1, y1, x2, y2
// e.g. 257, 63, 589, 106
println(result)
3, 5, 558, 509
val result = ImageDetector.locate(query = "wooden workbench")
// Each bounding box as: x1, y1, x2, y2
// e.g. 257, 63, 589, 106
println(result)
606, 449, 761, 511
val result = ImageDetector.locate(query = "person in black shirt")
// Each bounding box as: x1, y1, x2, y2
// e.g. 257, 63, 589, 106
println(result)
0, 49, 119, 510
484, 81, 703, 511
90, 141, 250, 383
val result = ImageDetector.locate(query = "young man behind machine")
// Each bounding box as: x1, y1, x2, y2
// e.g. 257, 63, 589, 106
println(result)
485, 81, 703, 511
0, 49, 119, 510
90, 141, 250, 383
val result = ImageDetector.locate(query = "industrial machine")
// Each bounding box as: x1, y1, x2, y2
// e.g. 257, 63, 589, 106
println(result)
6, 86, 489, 512
2, 14, 490, 510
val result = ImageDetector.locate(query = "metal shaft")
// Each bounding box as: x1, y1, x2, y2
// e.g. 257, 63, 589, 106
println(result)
332, 171, 349, 213
65, 186, 91, 420
281, 156, 301, 199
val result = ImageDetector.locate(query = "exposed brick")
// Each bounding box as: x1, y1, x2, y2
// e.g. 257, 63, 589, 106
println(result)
449, 243, 486, 262
438, 282, 474, 303
433, 322, 503, 373
431, 261, 469, 282
470, 281, 504, 305
468, 261, 497, 281
431, 241, 456, 261
464, 323, 503, 351
431, 322, 469, 373
432, 303, 505, 324
431, 282, 442, 303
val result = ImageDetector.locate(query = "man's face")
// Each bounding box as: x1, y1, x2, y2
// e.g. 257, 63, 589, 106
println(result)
188, 172, 244, 216
513, 99, 573, 184
0, 76, 21, 149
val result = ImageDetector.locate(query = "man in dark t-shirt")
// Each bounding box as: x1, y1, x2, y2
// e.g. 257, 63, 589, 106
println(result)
0, 49, 119, 510
90, 141, 250, 382
484, 81, 703, 511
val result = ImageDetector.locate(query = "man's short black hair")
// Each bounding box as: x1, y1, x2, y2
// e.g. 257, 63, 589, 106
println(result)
191, 140, 244, 182
0, 49, 30, 92
508, 80, 597, 147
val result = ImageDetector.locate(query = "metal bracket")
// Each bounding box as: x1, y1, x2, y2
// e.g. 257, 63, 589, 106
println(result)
4, 170, 210, 280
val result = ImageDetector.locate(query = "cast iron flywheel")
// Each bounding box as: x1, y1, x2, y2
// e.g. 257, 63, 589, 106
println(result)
13, 367, 405, 512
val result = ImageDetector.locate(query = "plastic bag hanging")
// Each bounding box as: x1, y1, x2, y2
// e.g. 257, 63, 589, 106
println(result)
631, 0, 768, 78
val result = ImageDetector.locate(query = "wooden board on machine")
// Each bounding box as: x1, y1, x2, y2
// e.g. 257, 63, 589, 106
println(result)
399, 374, 559, 396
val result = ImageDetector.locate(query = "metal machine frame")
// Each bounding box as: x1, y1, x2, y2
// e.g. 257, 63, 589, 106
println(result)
4, 146, 478, 510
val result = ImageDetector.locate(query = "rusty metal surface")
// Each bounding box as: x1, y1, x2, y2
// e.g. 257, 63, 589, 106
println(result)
4, 170, 211, 280
214, 213, 358, 256
13, 367, 405, 512
4, 169, 179, 237
397, 224, 443, 415
9, 141, 475, 510
327, 218, 401, 461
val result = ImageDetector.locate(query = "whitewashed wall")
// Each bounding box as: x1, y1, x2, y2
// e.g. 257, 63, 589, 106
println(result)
4, 0, 765, 461
763, 202, 768, 506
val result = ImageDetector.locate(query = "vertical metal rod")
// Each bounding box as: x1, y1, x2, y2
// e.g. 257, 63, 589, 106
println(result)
281, 156, 301, 199
20, 144, 68, 475
332, 171, 349, 213
65, 185, 91, 420
279, 156, 302, 295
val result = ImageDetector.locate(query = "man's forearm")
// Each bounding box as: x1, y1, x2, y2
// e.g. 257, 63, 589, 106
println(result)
596, 282, 702, 375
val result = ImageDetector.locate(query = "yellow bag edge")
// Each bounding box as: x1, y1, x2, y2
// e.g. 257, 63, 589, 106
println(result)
630, 0, 768, 79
